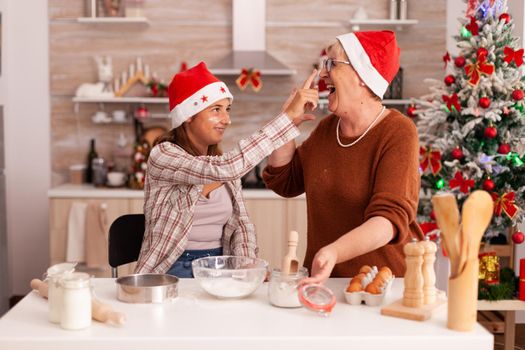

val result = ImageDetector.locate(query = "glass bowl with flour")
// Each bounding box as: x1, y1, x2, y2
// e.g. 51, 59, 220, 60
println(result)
192, 256, 268, 298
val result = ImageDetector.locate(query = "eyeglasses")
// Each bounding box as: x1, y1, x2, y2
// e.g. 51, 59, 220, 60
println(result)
323, 58, 351, 72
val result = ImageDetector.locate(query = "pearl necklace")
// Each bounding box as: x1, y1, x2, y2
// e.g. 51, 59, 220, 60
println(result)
336, 106, 386, 148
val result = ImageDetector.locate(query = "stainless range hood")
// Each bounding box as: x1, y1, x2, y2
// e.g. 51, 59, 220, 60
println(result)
210, 0, 296, 76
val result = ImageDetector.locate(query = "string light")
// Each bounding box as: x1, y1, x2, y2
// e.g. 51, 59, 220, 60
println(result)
435, 178, 446, 190
461, 26, 472, 38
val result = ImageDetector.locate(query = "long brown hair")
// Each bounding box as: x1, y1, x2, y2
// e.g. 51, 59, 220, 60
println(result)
153, 124, 222, 156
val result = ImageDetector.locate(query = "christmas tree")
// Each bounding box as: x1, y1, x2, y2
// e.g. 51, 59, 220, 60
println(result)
415, 0, 525, 244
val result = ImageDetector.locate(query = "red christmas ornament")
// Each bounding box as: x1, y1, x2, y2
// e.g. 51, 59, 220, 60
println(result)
512, 231, 525, 244
479, 97, 491, 109
499, 13, 511, 24
444, 75, 455, 86
407, 105, 417, 118
498, 143, 511, 154
451, 147, 464, 160
455, 56, 466, 68
429, 210, 436, 221
482, 179, 495, 191
484, 126, 497, 139
512, 89, 524, 101
477, 47, 488, 58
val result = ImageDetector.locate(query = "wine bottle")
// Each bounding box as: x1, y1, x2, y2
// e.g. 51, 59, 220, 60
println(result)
86, 138, 98, 183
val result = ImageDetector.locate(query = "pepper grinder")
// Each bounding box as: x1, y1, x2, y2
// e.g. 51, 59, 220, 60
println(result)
419, 237, 437, 305
403, 238, 424, 308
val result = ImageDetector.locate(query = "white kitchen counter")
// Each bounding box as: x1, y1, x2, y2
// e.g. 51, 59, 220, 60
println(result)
0, 278, 492, 350
48, 184, 304, 199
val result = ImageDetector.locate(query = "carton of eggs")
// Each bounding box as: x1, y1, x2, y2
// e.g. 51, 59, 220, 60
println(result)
344, 265, 394, 306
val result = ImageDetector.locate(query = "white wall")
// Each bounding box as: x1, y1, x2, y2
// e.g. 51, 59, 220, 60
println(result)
1, 0, 50, 296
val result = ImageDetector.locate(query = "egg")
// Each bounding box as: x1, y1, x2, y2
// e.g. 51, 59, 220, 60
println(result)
379, 266, 392, 279
346, 281, 363, 292
365, 282, 383, 294
359, 265, 373, 274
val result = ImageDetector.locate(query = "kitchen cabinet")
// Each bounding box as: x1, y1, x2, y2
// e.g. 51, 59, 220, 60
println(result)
244, 197, 307, 270
49, 197, 131, 277
48, 185, 306, 276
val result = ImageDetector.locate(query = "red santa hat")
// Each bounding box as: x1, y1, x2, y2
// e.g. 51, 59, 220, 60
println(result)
168, 61, 233, 128
336, 31, 400, 99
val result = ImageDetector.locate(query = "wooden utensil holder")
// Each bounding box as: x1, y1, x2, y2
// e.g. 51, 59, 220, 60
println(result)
447, 258, 479, 332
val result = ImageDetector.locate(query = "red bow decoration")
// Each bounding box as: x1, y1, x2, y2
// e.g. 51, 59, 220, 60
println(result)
419, 146, 442, 175
442, 93, 461, 112
443, 51, 451, 68
464, 51, 495, 86
465, 16, 479, 35
491, 191, 519, 219
449, 171, 475, 194
466, 0, 478, 17
236, 68, 263, 92
503, 46, 524, 67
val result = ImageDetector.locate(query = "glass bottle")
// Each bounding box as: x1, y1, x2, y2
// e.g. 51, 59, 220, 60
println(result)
86, 139, 98, 183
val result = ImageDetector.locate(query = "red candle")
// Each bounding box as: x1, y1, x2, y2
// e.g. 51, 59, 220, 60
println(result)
520, 259, 525, 301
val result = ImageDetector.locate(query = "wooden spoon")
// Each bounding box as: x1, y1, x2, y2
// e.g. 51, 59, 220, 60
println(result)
431, 193, 461, 276
281, 230, 299, 275
459, 190, 494, 274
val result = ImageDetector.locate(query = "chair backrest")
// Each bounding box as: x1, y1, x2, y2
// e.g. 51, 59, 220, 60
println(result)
108, 214, 145, 277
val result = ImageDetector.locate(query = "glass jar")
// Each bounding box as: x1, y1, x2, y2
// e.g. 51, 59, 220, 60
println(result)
46, 262, 76, 324
60, 272, 92, 330
268, 267, 308, 308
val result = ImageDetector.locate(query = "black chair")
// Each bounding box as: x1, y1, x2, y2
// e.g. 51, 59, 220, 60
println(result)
108, 214, 145, 278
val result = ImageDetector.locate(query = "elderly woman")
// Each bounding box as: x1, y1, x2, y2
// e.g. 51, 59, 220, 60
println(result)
134, 62, 318, 277
263, 31, 424, 283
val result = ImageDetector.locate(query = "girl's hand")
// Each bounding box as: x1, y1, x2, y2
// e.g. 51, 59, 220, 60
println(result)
283, 69, 319, 126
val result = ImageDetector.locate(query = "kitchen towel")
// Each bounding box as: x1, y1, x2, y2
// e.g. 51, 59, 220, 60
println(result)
85, 203, 109, 269
66, 202, 88, 262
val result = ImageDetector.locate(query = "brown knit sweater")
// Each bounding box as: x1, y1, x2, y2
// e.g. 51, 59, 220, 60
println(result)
263, 109, 424, 277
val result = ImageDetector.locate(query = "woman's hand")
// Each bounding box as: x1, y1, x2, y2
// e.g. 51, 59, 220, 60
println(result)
300, 244, 338, 285
283, 69, 319, 126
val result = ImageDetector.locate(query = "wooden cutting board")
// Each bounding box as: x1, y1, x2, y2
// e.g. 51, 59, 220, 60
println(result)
380, 291, 447, 321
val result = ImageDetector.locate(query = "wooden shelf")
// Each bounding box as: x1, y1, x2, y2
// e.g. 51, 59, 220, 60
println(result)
480, 243, 513, 257
73, 96, 167, 104
478, 299, 525, 311
348, 19, 418, 31
73, 96, 168, 114
76, 17, 149, 25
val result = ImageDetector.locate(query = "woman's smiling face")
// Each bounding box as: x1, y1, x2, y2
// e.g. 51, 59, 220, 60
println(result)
185, 98, 232, 151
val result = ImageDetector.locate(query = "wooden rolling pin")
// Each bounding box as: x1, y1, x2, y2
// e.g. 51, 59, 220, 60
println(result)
30, 279, 126, 326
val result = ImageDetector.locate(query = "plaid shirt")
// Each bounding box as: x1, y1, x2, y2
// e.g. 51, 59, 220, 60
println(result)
135, 113, 299, 274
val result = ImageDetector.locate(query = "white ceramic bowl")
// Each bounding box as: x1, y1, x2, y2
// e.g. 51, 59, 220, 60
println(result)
192, 256, 268, 298
107, 172, 127, 186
